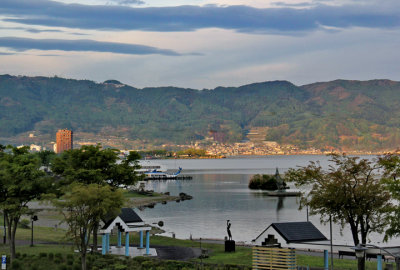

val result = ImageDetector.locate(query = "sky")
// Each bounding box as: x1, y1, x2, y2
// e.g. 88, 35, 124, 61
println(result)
0, 0, 399, 89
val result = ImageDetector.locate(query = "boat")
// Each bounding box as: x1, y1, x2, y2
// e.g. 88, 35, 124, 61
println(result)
144, 167, 182, 180
137, 160, 167, 173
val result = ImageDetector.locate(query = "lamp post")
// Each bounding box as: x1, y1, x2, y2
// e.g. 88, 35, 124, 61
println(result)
30, 215, 38, 247
351, 244, 368, 270
3, 212, 6, 244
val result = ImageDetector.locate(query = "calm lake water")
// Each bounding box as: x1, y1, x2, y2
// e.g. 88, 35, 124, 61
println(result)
138, 155, 398, 246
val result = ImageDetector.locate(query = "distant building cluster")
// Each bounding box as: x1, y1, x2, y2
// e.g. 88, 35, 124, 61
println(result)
56, 129, 73, 154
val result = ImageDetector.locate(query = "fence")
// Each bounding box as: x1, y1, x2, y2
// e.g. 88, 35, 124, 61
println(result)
253, 246, 296, 270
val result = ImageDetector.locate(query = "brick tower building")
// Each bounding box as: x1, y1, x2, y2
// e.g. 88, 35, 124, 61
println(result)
56, 129, 73, 154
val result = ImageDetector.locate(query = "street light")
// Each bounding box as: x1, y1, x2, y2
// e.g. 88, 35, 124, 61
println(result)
30, 215, 38, 247
351, 244, 368, 270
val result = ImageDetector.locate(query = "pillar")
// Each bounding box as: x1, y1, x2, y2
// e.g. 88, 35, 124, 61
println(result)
101, 234, 106, 255
125, 232, 130, 257
117, 231, 122, 247
106, 233, 110, 253
140, 231, 143, 248
324, 250, 329, 270
146, 231, 150, 255
377, 254, 382, 270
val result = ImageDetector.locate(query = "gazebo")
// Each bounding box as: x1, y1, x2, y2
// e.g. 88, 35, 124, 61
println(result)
100, 208, 154, 257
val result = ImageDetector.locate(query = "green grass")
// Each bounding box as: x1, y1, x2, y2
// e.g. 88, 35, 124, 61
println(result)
15, 225, 69, 243
297, 254, 390, 270
2, 224, 393, 269
0, 243, 73, 256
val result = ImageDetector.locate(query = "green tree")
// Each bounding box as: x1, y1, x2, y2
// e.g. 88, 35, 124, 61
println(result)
36, 150, 56, 167
54, 183, 124, 270
0, 145, 53, 261
286, 154, 391, 270
51, 144, 142, 251
51, 144, 142, 188
378, 153, 400, 242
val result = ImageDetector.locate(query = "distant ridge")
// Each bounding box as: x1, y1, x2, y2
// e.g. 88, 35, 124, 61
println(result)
1, 74, 400, 151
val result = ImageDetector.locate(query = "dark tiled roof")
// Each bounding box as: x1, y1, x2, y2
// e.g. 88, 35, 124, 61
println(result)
102, 208, 143, 229
119, 208, 143, 223
271, 222, 327, 243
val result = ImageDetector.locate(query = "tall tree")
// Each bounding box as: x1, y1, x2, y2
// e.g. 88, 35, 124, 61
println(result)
54, 183, 124, 270
51, 144, 142, 251
378, 153, 400, 241
286, 154, 391, 270
51, 144, 142, 188
0, 145, 53, 261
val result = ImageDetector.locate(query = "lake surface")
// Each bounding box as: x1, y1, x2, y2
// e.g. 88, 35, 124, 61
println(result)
138, 155, 398, 246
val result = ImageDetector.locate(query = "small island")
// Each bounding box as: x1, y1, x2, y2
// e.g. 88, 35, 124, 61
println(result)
248, 168, 300, 196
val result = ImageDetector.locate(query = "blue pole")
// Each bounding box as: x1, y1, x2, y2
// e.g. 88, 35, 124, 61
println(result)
117, 231, 121, 247
125, 232, 130, 257
146, 231, 150, 255
324, 250, 329, 270
140, 231, 143, 248
102, 235, 106, 255
106, 233, 110, 253
377, 254, 382, 270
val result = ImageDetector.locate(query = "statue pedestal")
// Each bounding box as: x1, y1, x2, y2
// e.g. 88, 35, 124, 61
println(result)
225, 240, 235, 252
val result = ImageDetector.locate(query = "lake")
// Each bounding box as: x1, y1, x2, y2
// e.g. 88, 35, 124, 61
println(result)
138, 155, 398, 247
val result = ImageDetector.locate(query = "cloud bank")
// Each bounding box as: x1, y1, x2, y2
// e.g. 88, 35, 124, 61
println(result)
0, 37, 182, 56
0, 0, 399, 34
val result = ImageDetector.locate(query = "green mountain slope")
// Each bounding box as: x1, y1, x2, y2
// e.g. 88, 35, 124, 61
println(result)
1, 75, 400, 151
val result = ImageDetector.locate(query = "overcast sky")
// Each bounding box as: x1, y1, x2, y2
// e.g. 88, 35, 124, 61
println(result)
0, 0, 399, 88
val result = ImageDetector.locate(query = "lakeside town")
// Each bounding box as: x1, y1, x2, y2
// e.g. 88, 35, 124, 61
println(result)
3, 129, 385, 158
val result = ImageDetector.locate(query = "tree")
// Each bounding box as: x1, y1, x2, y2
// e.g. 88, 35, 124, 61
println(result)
51, 144, 142, 251
54, 183, 124, 270
286, 154, 391, 270
36, 150, 56, 167
0, 145, 53, 261
378, 153, 400, 241
51, 144, 142, 188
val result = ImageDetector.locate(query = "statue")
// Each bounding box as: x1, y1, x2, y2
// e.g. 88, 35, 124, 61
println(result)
227, 220, 232, 240
225, 220, 235, 252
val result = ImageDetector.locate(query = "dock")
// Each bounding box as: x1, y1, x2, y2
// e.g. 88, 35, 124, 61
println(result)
144, 175, 193, 180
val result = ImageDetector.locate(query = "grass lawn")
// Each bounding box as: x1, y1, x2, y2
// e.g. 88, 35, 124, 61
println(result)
1, 222, 392, 269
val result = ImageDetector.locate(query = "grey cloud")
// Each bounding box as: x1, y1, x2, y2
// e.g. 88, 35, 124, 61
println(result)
272, 2, 314, 7
0, 0, 399, 34
0, 37, 182, 56
0, 52, 15, 55
108, 0, 145, 5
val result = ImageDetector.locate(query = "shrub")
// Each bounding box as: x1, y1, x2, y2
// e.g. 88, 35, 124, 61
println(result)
39, 252, 47, 258
11, 259, 21, 270
58, 265, 68, 270
48, 253, 54, 260
18, 219, 30, 229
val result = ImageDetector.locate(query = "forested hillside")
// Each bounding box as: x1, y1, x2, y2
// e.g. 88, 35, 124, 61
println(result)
1, 75, 400, 151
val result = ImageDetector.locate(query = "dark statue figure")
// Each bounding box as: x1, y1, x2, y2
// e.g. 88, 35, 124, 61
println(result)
225, 220, 235, 252
227, 220, 232, 240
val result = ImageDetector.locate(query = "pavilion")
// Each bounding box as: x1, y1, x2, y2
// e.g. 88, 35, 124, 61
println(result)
100, 208, 155, 257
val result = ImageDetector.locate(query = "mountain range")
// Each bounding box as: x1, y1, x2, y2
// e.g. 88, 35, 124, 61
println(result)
1, 74, 400, 151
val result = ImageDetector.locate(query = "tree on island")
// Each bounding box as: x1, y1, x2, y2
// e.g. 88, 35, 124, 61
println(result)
54, 183, 124, 270
0, 145, 54, 262
286, 154, 392, 270
51, 144, 142, 251
249, 168, 287, 190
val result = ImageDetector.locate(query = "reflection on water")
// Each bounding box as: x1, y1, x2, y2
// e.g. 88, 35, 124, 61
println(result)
137, 156, 397, 246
